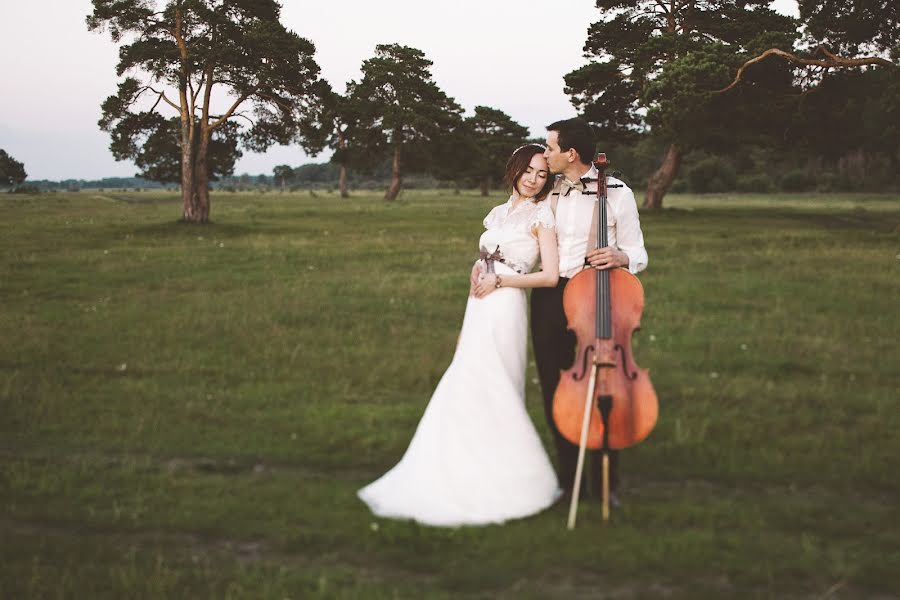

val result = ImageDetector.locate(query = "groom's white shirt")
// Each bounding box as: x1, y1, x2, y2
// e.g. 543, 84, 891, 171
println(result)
553, 165, 648, 278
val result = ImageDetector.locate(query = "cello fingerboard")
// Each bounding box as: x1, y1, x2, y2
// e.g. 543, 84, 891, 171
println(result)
596, 163, 612, 341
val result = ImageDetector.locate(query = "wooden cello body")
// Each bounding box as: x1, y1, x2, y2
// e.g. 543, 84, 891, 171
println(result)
552, 266, 658, 450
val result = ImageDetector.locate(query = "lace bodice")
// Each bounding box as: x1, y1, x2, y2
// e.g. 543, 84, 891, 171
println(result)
479, 197, 556, 274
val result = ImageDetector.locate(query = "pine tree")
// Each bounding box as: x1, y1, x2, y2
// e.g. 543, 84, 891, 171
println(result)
88, 0, 331, 222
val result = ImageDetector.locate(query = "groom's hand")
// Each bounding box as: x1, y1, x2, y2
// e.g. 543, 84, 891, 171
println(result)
586, 246, 628, 270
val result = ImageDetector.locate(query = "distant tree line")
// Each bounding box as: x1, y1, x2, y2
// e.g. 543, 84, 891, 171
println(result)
17, 176, 166, 192
19, 162, 484, 193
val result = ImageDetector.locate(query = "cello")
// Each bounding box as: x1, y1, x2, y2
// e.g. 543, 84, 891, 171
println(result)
552, 153, 658, 528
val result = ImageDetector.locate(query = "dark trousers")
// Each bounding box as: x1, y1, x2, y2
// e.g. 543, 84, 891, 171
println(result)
531, 278, 619, 497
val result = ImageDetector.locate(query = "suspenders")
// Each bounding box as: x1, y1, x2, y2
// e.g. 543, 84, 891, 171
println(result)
551, 180, 624, 251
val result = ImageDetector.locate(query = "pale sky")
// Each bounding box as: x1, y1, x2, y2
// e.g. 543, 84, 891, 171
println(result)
0, 0, 799, 180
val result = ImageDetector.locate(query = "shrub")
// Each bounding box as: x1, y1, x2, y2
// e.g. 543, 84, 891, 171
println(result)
686, 156, 737, 193
736, 174, 774, 193
815, 172, 854, 193
10, 185, 40, 194
669, 179, 689, 193
780, 169, 816, 192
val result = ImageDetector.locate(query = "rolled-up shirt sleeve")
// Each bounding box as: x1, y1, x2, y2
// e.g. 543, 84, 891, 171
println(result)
612, 186, 648, 274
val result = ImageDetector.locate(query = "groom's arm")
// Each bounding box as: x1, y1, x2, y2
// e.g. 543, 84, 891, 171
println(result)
585, 184, 647, 273
611, 185, 648, 274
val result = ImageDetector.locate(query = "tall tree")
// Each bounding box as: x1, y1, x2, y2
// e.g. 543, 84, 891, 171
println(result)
461, 106, 530, 196
348, 44, 463, 201
88, 0, 330, 222
272, 165, 294, 191
0, 149, 27, 187
565, 0, 797, 209
323, 90, 359, 198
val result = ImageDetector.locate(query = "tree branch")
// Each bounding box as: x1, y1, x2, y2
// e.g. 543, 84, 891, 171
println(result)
187, 77, 196, 117
200, 14, 220, 136
148, 87, 182, 111
818, 46, 841, 62
173, 7, 193, 142
227, 111, 256, 127
202, 64, 216, 127
209, 89, 256, 130
192, 72, 205, 107
256, 91, 294, 115
717, 46, 896, 93
149, 92, 164, 113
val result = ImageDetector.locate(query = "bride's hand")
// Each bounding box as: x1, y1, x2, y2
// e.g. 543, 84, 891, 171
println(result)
469, 261, 483, 296
473, 273, 498, 298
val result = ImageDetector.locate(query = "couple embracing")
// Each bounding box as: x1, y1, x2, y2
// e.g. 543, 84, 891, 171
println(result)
358, 118, 648, 526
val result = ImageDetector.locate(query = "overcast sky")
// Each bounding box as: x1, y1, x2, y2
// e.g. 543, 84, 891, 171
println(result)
0, 0, 799, 180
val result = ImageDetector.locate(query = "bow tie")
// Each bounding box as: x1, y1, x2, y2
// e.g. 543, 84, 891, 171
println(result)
560, 177, 598, 196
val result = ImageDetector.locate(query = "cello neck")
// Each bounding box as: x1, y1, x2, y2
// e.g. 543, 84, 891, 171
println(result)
594, 154, 611, 340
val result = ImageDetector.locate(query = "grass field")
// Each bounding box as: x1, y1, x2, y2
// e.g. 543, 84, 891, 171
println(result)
1, 189, 898, 599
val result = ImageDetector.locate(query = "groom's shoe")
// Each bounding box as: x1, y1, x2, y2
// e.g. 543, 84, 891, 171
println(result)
562, 488, 597, 503
583, 485, 622, 508
559, 488, 585, 504
560, 487, 620, 508
566, 490, 621, 507
608, 491, 621, 509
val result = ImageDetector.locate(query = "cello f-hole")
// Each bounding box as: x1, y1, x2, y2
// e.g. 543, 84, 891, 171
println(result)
571, 345, 595, 382
614, 344, 638, 381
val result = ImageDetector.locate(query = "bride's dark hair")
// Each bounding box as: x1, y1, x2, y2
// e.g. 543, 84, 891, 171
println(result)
503, 144, 554, 202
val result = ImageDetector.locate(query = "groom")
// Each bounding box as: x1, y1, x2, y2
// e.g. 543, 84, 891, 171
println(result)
531, 117, 648, 503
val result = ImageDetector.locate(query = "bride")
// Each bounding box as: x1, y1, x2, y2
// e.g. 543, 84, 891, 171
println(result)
358, 144, 562, 526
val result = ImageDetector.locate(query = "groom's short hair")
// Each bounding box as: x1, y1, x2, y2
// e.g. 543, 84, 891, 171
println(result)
546, 118, 596, 165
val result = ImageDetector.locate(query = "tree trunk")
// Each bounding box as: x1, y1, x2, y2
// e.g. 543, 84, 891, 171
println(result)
339, 164, 349, 198
182, 133, 211, 223
180, 119, 197, 222
337, 130, 349, 198
174, 8, 208, 223
643, 143, 682, 210
480, 176, 490, 196
384, 146, 402, 201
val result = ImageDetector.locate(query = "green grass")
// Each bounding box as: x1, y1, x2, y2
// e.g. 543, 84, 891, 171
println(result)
1, 189, 898, 598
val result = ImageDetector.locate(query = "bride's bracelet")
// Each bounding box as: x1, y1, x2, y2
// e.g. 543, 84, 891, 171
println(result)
495, 275, 503, 289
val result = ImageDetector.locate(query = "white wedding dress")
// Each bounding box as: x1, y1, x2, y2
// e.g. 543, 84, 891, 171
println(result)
358, 197, 561, 526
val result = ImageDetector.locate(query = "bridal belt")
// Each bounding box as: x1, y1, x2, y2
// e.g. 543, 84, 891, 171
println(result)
479, 245, 525, 275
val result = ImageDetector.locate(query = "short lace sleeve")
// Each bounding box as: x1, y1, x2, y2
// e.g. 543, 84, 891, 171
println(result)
530, 201, 556, 233
483, 204, 504, 229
